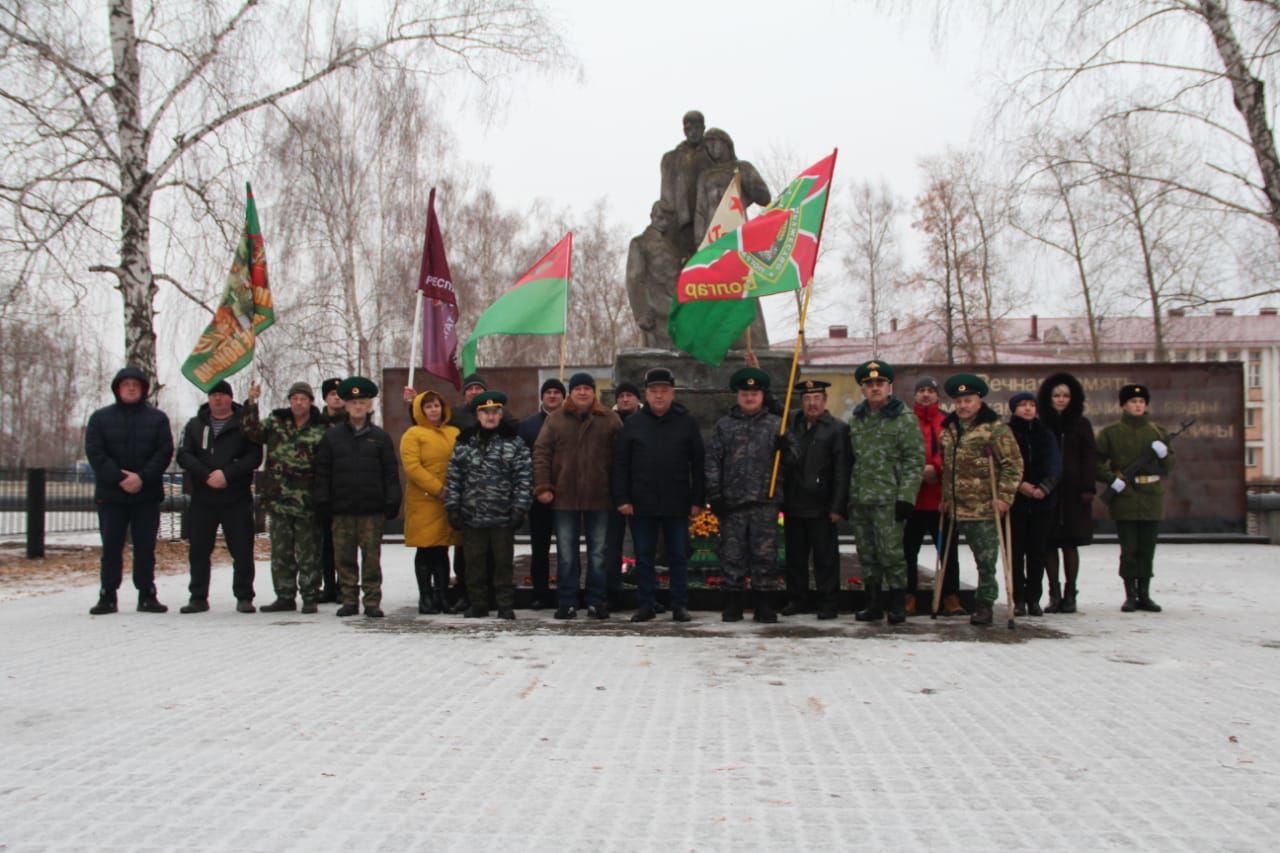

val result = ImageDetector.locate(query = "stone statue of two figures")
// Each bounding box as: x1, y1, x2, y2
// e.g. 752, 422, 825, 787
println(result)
627, 110, 771, 350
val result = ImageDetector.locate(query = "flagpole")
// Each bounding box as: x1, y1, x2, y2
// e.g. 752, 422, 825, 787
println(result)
768, 149, 838, 499
560, 231, 573, 382
409, 291, 423, 388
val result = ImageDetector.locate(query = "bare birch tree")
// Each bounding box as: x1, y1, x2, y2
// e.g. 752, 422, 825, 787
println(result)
0, 0, 565, 387
842, 179, 903, 353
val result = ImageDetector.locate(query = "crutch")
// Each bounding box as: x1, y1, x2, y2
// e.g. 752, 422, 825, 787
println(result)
930, 512, 957, 620
989, 455, 1016, 630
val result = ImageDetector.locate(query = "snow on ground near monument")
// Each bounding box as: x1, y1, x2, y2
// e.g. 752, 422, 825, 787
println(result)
1, 544, 1277, 850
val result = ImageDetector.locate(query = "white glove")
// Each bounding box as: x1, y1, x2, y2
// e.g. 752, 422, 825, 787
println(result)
1151, 440, 1168, 459
1110, 478, 1127, 494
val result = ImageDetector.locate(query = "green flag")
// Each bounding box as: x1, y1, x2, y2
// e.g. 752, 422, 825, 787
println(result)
181, 183, 274, 391
461, 233, 571, 375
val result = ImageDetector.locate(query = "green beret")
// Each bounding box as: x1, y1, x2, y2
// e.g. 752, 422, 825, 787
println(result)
944, 373, 988, 398
337, 376, 378, 400
855, 360, 894, 383
729, 367, 770, 392
470, 390, 508, 411
794, 378, 831, 393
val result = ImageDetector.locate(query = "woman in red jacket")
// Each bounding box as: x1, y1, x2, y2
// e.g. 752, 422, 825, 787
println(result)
903, 377, 964, 616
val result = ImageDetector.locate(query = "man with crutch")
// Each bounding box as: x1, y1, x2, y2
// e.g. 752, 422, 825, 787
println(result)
938, 375, 1023, 627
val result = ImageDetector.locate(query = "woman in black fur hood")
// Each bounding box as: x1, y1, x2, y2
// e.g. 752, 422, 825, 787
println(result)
1036, 372, 1098, 613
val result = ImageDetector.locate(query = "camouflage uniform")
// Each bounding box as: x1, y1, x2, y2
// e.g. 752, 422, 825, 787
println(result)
444, 421, 532, 611
940, 405, 1022, 604
706, 406, 791, 591
242, 400, 328, 604
847, 395, 924, 591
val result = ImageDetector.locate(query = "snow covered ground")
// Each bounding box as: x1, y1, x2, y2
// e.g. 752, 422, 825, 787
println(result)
2, 542, 1277, 851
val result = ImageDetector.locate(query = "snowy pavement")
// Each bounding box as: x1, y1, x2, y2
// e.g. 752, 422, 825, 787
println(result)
2, 542, 1278, 851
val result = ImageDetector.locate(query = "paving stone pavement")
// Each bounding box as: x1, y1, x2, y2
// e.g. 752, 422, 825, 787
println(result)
2, 543, 1278, 851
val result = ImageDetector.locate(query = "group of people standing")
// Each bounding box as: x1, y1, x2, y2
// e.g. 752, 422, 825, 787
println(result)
85, 358, 1176, 624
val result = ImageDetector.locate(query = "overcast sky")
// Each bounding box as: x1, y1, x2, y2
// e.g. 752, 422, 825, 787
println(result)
446, 0, 991, 340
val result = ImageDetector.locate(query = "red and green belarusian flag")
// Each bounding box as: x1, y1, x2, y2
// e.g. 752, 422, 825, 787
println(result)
461, 233, 571, 375
669, 151, 837, 365
181, 183, 275, 391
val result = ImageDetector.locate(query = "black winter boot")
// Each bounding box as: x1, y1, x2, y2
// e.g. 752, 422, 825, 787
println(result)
260, 598, 296, 613
137, 586, 168, 613
855, 583, 883, 622
970, 601, 994, 626
89, 589, 117, 615
721, 590, 745, 623
1045, 581, 1062, 613
1059, 582, 1078, 614
1136, 578, 1163, 612
1121, 578, 1140, 612
753, 590, 778, 623
415, 565, 432, 614
426, 592, 445, 615
886, 589, 907, 625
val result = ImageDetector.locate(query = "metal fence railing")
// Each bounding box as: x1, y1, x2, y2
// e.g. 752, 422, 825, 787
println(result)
0, 465, 189, 554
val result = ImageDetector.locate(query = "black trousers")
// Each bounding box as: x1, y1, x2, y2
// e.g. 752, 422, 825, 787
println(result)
1010, 511, 1051, 603
97, 502, 161, 592
321, 521, 338, 596
528, 500, 555, 602
414, 546, 450, 595
187, 498, 256, 601
784, 515, 840, 610
903, 509, 959, 595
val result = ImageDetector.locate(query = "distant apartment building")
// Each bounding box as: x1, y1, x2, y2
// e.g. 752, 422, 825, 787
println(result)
776, 307, 1280, 481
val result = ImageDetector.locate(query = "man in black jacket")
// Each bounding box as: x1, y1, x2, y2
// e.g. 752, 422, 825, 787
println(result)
517, 377, 566, 609
176, 380, 263, 613
85, 366, 174, 615
612, 367, 706, 623
313, 377, 402, 618
781, 379, 851, 619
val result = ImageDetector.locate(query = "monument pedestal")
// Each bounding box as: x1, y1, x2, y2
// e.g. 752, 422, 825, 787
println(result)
612, 347, 794, 431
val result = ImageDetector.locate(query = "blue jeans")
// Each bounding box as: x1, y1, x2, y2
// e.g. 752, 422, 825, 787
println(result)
555, 509, 610, 608
630, 515, 690, 610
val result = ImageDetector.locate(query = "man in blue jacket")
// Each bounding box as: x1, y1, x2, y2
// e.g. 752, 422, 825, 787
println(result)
612, 368, 705, 623
85, 366, 174, 615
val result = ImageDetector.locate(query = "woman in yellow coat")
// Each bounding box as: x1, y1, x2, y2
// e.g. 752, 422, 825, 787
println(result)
401, 390, 462, 613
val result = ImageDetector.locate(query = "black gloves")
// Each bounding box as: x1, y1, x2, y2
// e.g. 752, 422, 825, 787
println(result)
894, 500, 914, 522
509, 510, 526, 529
447, 511, 463, 531
774, 433, 791, 452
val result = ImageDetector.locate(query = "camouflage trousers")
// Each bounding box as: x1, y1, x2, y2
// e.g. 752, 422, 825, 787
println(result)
850, 504, 908, 591
332, 514, 386, 608
719, 503, 779, 591
269, 512, 322, 602
957, 520, 1001, 604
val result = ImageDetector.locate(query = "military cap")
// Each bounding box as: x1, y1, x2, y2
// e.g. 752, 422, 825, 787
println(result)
644, 367, 676, 387
794, 378, 831, 394
462, 373, 487, 392
287, 381, 314, 401
568, 372, 596, 390
729, 367, 770, 392
471, 390, 508, 411
337, 376, 378, 400
855, 360, 894, 383
321, 377, 342, 398
540, 377, 566, 397
1119, 383, 1150, 404
209, 380, 233, 397
944, 373, 988, 398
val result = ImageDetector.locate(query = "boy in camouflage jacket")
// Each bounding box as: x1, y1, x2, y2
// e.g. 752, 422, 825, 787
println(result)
939, 374, 1023, 625
243, 380, 329, 613
444, 392, 532, 620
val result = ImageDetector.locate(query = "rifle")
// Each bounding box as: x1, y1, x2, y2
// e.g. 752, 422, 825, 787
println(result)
1099, 418, 1195, 506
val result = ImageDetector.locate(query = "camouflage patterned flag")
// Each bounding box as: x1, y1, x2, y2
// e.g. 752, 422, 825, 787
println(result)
181, 183, 274, 392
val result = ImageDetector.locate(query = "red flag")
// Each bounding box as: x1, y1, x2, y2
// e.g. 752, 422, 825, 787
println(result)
417, 187, 462, 389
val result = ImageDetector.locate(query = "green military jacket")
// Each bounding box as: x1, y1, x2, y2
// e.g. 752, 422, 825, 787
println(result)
940, 404, 1023, 521
241, 401, 328, 516
847, 395, 924, 509
1095, 412, 1174, 521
